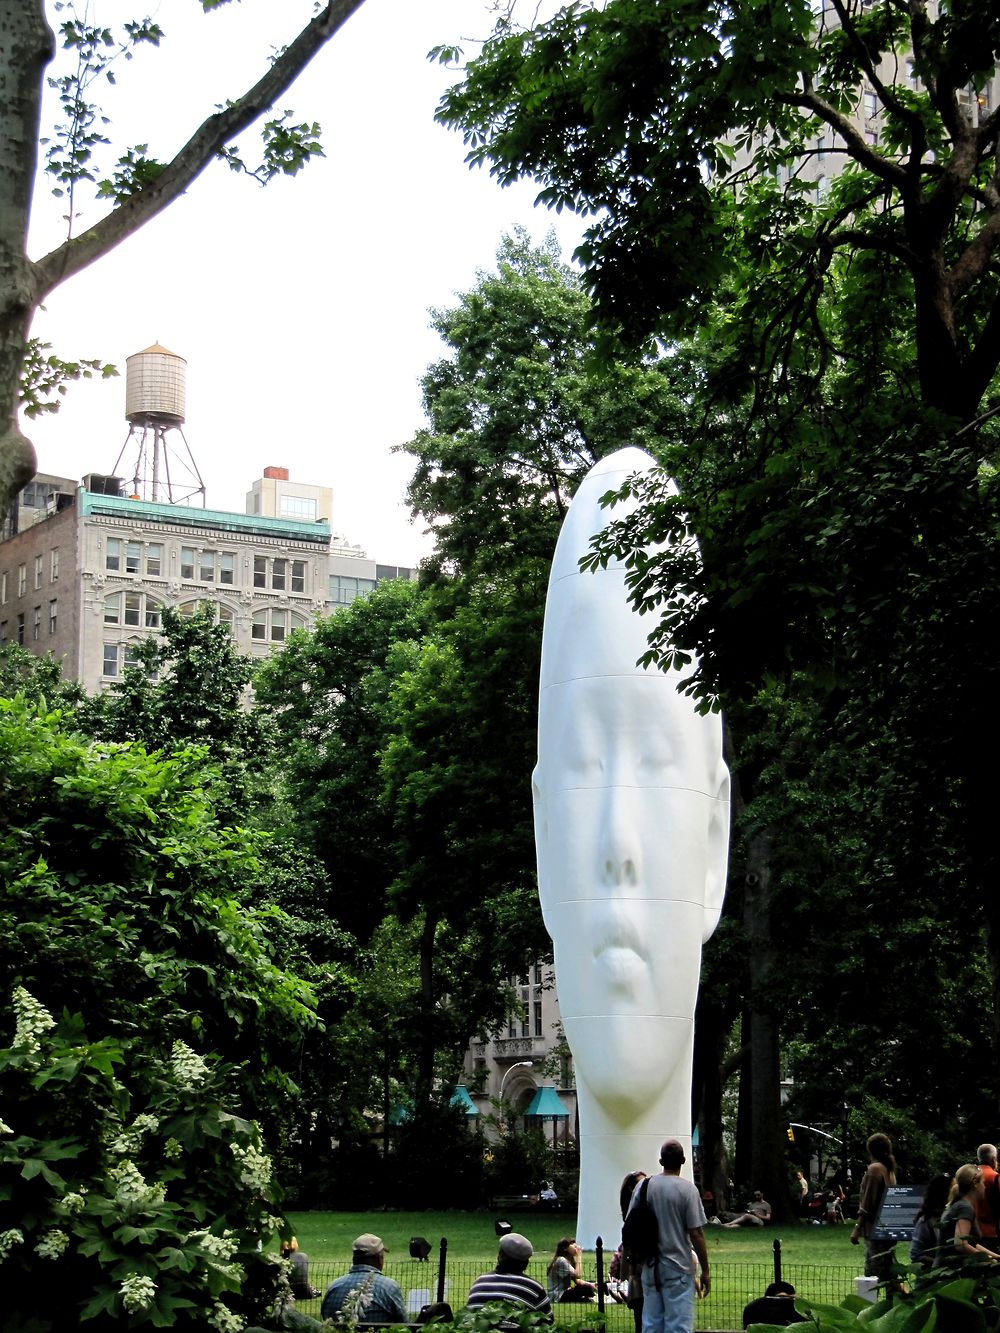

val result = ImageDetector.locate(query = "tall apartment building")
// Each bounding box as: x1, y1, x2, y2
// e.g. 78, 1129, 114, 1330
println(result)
0, 464, 414, 692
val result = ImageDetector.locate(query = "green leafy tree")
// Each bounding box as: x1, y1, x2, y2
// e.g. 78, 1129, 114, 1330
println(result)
404, 228, 680, 579
0, 641, 86, 709
253, 578, 433, 942
0, 694, 316, 1118
83, 605, 268, 823
435, 0, 1000, 1195
1, 0, 367, 515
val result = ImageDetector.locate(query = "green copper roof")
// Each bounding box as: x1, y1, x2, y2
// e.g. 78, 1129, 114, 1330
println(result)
79, 490, 330, 544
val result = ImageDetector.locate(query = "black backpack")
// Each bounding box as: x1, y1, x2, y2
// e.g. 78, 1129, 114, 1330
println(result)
621, 1176, 660, 1267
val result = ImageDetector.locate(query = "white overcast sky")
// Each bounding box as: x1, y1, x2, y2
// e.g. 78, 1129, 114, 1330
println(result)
26, 0, 586, 566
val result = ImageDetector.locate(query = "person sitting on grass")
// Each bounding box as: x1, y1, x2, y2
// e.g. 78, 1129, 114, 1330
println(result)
320, 1233, 407, 1326
723, 1191, 772, 1227
465, 1233, 553, 1323
546, 1238, 596, 1304
280, 1236, 320, 1301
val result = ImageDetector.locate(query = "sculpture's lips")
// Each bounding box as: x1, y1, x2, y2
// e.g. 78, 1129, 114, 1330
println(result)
593, 911, 646, 964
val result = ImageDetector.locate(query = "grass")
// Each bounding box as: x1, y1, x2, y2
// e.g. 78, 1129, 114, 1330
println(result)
283, 1210, 861, 1266
280, 1213, 868, 1332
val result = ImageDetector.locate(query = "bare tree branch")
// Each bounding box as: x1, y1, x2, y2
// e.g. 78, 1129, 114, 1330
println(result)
31, 0, 367, 302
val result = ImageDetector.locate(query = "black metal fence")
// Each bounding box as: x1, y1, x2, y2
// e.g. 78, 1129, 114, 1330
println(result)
293, 1245, 864, 1332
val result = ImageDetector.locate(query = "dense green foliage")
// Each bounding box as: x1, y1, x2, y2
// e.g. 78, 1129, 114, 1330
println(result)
0, 694, 316, 1113
0, 991, 288, 1333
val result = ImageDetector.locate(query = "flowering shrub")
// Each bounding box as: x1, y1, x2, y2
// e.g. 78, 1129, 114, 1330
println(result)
0, 990, 291, 1331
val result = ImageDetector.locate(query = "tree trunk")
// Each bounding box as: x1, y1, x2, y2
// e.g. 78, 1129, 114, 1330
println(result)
744, 829, 796, 1223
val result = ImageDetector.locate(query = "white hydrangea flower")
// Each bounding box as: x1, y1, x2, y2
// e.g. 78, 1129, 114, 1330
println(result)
108, 1111, 160, 1155
0, 1119, 13, 1135
59, 1191, 88, 1216
189, 1229, 239, 1262
206, 1301, 245, 1333
120, 1274, 157, 1314
170, 1040, 209, 1089
230, 1142, 271, 1193
0, 1228, 25, 1260
12, 987, 55, 1057
35, 1229, 70, 1260
109, 1160, 166, 1210
164, 1137, 183, 1161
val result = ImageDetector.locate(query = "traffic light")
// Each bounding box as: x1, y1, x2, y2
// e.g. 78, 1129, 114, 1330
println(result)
786, 1126, 795, 1143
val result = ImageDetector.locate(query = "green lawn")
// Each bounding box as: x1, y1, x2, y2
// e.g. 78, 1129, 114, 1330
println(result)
283, 1209, 861, 1266
282, 1213, 870, 1331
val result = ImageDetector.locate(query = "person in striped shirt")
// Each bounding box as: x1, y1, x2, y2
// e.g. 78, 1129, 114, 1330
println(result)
465, 1233, 553, 1323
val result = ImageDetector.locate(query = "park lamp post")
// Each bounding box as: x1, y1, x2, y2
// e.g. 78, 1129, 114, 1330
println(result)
499, 1060, 533, 1133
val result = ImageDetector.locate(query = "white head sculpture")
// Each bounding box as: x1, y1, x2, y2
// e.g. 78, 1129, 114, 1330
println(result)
532, 447, 730, 1247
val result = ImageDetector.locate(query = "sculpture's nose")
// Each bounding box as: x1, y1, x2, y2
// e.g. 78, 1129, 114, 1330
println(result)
599, 786, 638, 890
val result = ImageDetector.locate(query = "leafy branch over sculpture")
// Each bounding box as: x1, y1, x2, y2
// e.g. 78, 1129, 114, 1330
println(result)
0, 0, 368, 517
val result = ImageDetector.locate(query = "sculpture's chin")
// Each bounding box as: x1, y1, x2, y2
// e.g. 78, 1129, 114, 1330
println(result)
567, 1014, 693, 1123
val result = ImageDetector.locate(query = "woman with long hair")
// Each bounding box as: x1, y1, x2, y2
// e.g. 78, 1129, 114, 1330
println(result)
850, 1132, 898, 1283
546, 1238, 596, 1304
910, 1174, 952, 1267
610, 1171, 647, 1332
934, 1165, 1000, 1268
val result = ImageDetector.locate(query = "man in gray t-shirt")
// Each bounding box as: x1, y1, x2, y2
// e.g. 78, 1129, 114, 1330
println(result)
627, 1140, 710, 1333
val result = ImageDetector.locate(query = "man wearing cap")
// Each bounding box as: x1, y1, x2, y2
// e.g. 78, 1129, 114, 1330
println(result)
321, 1233, 407, 1326
465, 1233, 553, 1322
626, 1139, 710, 1333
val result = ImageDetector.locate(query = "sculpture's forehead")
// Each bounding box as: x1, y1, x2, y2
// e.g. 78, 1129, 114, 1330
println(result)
539, 565, 659, 686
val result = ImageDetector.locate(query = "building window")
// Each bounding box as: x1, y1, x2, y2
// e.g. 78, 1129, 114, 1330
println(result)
253, 556, 266, 588
18, 564, 26, 596
330, 574, 376, 606
145, 543, 162, 577
279, 494, 317, 520
105, 539, 121, 572
251, 607, 303, 643
125, 541, 141, 575
220, 552, 234, 585
0, 621, 7, 643
102, 641, 143, 678
863, 89, 877, 120
16, 613, 25, 644
50, 548, 59, 581
178, 599, 234, 631
533, 1000, 543, 1038
48, 599, 57, 635
291, 559, 306, 594
104, 592, 160, 628
520, 989, 530, 1039
181, 546, 196, 580
33, 555, 43, 589
32, 606, 41, 641
199, 549, 216, 582
271, 558, 286, 591
533, 963, 543, 985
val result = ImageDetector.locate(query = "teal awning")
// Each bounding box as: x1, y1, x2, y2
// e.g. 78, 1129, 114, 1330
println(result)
524, 1087, 568, 1119
451, 1085, 480, 1117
